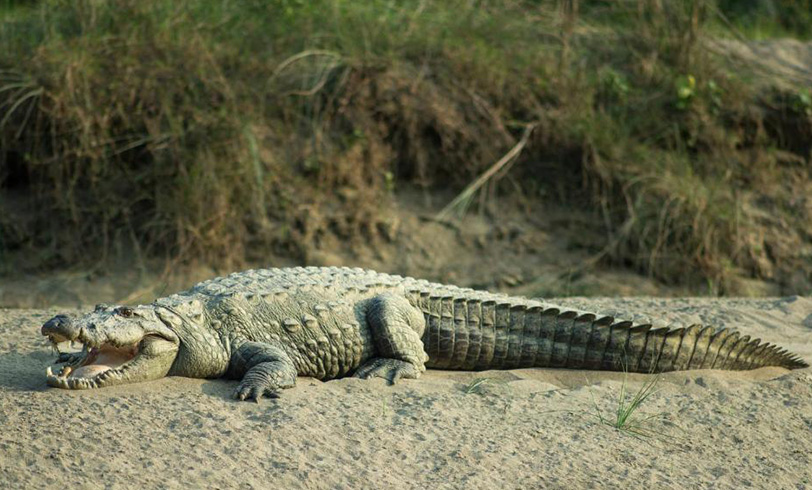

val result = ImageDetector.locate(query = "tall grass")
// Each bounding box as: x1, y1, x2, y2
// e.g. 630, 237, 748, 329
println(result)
1, 0, 810, 293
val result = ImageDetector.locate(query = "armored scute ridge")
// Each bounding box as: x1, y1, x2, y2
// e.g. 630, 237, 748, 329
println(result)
40, 267, 808, 401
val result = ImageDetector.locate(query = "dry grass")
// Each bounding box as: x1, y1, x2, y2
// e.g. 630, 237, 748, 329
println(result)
0, 0, 810, 294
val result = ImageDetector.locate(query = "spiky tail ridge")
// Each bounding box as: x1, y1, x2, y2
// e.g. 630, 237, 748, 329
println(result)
563, 317, 809, 372
416, 293, 808, 372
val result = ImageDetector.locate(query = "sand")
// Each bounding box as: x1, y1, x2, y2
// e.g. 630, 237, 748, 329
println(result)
1, 297, 811, 489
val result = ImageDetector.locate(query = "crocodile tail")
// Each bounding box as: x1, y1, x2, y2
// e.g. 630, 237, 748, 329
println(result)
568, 318, 809, 372
415, 291, 808, 372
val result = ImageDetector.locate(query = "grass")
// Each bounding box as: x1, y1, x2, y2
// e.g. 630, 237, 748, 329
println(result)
436, 123, 536, 222
712, 0, 812, 40
462, 377, 492, 395
0, 0, 811, 294
589, 372, 665, 439
379, 397, 389, 418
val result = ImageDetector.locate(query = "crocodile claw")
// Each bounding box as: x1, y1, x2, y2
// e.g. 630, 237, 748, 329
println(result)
353, 358, 421, 385
233, 382, 280, 403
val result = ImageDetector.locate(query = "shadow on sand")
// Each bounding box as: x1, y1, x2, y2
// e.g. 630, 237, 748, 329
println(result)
0, 350, 51, 392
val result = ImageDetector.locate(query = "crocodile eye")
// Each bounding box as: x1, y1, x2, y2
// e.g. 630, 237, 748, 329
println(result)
117, 307, 134, 318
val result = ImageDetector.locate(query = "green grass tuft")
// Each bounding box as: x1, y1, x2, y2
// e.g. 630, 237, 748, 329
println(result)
462, 377, 492, 395
595, 374, 664, 438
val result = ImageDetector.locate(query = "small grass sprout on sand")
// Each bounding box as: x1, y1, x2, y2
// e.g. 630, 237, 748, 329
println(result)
380, 398, 389, 418
589, 371, 664, 439
462, 377, 491, 395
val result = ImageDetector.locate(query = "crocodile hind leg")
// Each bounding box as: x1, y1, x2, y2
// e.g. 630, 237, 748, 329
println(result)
354, 293, 429, 384
227, 341, 297, 401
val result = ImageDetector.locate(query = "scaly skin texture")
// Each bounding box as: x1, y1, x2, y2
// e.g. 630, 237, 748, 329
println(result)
41, 267, 809, 401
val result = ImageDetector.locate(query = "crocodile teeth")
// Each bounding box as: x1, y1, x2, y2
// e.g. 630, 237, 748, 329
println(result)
46, 371, 69, 388
46, 363, 81, 385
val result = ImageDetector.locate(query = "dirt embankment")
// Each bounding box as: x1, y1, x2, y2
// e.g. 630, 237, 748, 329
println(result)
0, 190, 685, 309
1, 296, 810, 489
3, 1, 812, 299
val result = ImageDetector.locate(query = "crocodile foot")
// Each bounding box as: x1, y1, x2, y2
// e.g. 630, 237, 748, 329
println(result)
233, 380, 282, 402
353, 358, 421, 385
232, 357, 297, 402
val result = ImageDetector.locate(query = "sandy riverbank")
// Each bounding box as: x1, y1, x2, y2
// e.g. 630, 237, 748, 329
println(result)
1, 297, 810, 489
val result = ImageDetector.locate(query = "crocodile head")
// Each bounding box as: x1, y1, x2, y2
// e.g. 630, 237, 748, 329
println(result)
41, 304, 180, 389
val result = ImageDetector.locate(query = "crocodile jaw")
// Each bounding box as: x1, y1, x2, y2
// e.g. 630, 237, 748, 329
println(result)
42, 305, 180, 390
46, 336, 179, 389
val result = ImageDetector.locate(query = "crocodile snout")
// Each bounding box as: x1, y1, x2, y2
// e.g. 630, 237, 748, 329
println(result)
41, 315, 78, 343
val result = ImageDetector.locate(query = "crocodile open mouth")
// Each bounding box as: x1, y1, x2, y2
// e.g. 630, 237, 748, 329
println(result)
46, 340, 141, 389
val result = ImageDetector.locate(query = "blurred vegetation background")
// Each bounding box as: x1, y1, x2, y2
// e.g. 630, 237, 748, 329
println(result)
1, 0, 811, 304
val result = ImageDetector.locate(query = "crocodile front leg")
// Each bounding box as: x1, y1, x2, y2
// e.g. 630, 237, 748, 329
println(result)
354, 293, 429, 384
227, 341, 297, 402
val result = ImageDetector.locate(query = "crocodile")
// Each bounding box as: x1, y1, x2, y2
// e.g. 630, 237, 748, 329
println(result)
41, 266, 808, 401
